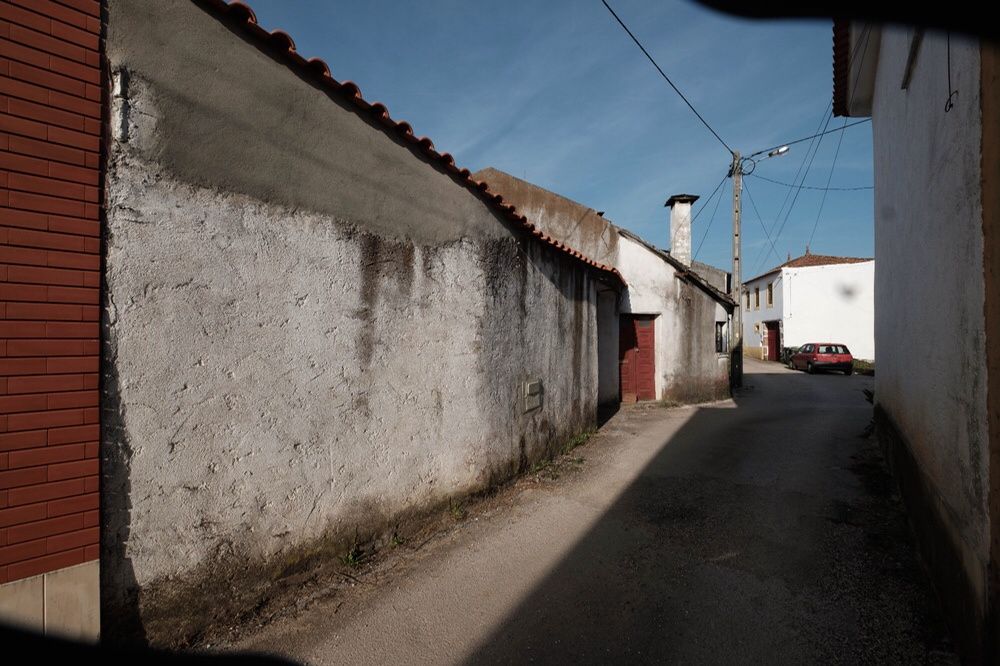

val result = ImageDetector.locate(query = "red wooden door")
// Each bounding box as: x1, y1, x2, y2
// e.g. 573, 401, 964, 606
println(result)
765, 321, 780, 361
619, 315, 656, 402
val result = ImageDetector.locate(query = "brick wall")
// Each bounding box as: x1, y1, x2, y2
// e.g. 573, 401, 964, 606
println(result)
0, 0, 102, 585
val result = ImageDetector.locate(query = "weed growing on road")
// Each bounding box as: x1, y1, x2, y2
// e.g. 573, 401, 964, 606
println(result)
530, 459, 551, 474
390, 532, 406, 547
854, 359, 875, 375
340, 544, 364, 568
449, 500, 467, 521
561, 428, 596, 455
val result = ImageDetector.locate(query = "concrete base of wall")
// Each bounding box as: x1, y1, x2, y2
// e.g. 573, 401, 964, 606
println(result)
743, 347, 765, 361
0, 561, 99, 641
661, 376, 731, 405
874, 406, 986, 660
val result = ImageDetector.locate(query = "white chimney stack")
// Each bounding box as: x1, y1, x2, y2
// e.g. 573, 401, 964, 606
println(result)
665, 194, 699, 266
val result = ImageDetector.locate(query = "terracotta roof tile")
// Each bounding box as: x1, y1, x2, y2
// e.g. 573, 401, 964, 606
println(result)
832, 19, 851, 117
745, 252, 872, 284
196, 0, 626, 286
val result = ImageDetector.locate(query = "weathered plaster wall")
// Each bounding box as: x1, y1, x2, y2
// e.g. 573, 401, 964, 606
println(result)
870, 28, 989, 645
472, 169, 619, 266
106, 2, 506, 247
979, 42, 1000, 660
692, 260, 728, 294
473, 169, 730, 404
103, 0, 604, 643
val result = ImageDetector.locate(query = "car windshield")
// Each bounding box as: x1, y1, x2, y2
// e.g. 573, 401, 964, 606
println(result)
817, 345, 848, 354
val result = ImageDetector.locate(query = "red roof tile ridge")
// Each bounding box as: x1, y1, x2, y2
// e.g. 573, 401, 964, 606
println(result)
195, 0, 625, 286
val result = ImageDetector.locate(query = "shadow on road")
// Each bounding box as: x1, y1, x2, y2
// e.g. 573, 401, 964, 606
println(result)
464, 363, 953, 664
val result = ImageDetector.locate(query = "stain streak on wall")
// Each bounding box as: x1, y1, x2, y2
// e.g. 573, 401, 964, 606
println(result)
101, 0, 611, 645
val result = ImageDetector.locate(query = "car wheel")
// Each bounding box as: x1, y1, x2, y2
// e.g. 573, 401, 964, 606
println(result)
806, 362, 814, 374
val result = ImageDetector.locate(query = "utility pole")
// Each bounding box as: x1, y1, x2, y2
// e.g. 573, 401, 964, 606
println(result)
730, 151, 743, 388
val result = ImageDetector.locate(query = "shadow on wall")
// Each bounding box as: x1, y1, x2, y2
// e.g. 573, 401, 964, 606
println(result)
463, 370, 952, 663
100, 219, 616, 648
100, 313, 146, 646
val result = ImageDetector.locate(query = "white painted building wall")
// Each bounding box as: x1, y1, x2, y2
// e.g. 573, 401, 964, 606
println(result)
869, 27, 989, 608
102, 0, 613, 642
783, 262, 874, 359
741, 271, 785, 358
617, 235, 676, 400
742, 261, 874, 360
616, 235, 730, 401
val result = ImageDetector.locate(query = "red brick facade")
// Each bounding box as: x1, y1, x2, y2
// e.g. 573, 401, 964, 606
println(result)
0, 0, 102, 584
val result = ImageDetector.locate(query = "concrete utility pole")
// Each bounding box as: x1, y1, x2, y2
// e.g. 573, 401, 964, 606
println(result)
730, 151, 743, 388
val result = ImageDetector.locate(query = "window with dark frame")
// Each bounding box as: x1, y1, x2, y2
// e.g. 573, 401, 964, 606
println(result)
715, 322, 727, 353
767, 282, 773, 307
754, 287, 760, 309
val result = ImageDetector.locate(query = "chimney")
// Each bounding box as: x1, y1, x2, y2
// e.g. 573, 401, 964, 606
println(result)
665, 194, 699, 266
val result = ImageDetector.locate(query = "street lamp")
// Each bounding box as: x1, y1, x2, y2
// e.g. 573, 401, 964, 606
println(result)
767, 145, 790, 158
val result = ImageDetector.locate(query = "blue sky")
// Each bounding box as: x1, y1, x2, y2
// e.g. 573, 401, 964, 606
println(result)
246, 0, 873, 276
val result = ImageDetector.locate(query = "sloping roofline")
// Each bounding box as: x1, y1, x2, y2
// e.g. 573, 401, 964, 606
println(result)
473, 168, 734, 310
743, 253, 873, 285
193, 0, 625, 286
613, 226, 735, 310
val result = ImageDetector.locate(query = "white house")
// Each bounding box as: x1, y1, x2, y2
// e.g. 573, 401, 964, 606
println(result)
741, 252, 874, 361
475, 169, 735, 405
832, 22, 1000, 658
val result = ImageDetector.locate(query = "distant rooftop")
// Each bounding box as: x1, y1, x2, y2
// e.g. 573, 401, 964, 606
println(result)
744, 251, 873, 284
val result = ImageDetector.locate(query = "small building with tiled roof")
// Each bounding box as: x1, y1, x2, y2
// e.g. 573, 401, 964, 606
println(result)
0, 0, 634, 642
741, 250, 874, 361
474, 168, 735, 406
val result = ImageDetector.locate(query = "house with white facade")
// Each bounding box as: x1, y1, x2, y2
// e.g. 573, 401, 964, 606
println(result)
742, 252, 874, 361
831, 22, 1000, 659
475, 168, 735, 405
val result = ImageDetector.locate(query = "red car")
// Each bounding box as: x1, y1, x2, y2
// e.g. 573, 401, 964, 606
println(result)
788, 343, 854, 375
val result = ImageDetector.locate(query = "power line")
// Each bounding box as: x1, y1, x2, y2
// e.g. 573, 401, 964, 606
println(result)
803, 26, 875, 249
601, 0, 734, 155
770, 104, 831, 231
747, 103, 832, 273
754, 24, 874, 274
670, 173, 727, 254
741, 179, 780, 267
693, 176, 727, 260
746, 23, 874, 163
748, 173, 872, 191
746, 119, 871, 160
738, 24, 874, 281
808, 118, 851, 247
691, 173, 728, 224
753, 108, 833, 274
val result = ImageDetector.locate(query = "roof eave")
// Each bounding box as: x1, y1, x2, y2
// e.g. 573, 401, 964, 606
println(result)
612, 227, 734, 308
193, 0, 626, 288
833, 20, 880, 117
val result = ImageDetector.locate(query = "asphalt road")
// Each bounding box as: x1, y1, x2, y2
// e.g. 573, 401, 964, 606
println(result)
230, 359, 955, 664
